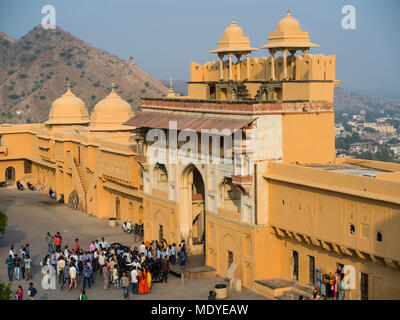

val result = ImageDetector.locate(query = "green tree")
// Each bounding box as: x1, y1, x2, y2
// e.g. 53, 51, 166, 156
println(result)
0, 278, 12, 300
0, 210, 8, 232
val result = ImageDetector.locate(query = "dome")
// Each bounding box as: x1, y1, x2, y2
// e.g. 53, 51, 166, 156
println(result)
259, 10, 319, 50
209, 18, 257, 54
276, 11, 302, 32
46, 86, 89, 125
90, 85, 134, 128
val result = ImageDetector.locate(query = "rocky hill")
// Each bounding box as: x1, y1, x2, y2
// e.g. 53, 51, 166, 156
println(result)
0, 26, 168, 124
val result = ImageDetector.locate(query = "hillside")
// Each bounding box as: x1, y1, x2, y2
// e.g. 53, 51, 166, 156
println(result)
0, 25, 169, 124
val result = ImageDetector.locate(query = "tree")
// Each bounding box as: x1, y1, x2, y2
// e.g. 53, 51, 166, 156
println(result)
0, 210, 7, 232
0, 279, 12, 300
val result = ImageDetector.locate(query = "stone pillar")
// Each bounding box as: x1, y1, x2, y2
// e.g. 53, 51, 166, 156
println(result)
282, 49, 288, 80
246, 53, 250, 80
228, 53, 233, 81
218, 53, 224, 81
269, 49, 276, 81
290, 50, 296, 80
235, 54, 242, 81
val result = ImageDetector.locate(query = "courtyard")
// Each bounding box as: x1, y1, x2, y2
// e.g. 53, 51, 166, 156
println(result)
0, 187, 267, 300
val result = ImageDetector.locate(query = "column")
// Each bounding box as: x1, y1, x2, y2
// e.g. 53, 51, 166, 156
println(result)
246, 53, 250, 80
235, 54, 241, 81
282, 49, 288, 80
289, 50, 296, 80
228, 53, 233, 81
269, 49, 276, 81
218, 53, 224, 81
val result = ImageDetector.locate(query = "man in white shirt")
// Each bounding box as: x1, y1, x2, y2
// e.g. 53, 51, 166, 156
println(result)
130, 267, 138, 295
9, 245, 15, 258
139, 242, 146, 254
100, 237, 109, 250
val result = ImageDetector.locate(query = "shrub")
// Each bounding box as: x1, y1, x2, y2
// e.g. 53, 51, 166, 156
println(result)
41, 63, 52, 68
127, 98, 133, 103
39, 95, 46, 100
75, 61, 84, 68
93, 81, 100, 87
7, 86, 14, 91
18, 74, 27, 79
0, 210, 7, 232
7, 70, 16, 75
0, 278, 12, 300
8, 94, 19, 100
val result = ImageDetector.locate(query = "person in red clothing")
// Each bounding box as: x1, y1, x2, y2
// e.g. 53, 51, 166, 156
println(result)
74, 239, 81, 254
53, 235, 62, 252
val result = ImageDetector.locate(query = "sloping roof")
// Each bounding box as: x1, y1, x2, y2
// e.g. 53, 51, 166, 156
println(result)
123, 111, 255, 135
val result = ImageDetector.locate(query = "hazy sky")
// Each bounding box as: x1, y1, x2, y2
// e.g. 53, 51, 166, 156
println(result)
1, 0, 399, 98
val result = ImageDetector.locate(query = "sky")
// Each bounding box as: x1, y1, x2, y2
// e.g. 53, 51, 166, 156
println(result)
0, 0, 399, 99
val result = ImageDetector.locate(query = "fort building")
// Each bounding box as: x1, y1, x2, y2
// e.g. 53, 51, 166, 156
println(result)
1, 11, 400, 299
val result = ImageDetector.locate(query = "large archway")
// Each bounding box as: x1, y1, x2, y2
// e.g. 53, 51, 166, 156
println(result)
5, 167, 15, 185
179, 164, 206, 257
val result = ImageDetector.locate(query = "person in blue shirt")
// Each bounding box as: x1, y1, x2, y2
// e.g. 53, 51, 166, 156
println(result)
5, 255, 14, 281
27, 282, 37, 300
61, 262, 71, 290
82, 263, 92, 290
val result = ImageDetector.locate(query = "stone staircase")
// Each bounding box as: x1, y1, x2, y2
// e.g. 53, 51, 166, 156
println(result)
236, 83, 251, 100
76, 164, 88, 193
254, 278, 315, 300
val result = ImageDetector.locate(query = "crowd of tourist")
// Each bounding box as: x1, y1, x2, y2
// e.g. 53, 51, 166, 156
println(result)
4, 231, 189, 300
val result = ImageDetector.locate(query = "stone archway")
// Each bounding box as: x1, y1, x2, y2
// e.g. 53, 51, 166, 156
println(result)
179, 164, 205, 256
5, 166, 15, 185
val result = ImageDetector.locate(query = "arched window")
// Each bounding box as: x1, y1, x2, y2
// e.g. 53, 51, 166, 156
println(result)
350, 224, 355, 235
377, 232, 383, 242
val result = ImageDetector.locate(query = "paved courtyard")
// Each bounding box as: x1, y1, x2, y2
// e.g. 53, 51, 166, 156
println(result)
0, 187, 267, 300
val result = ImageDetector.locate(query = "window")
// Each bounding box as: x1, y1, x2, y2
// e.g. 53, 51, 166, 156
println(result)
0, 135, 2, 146
377, 232, 383, 242
350, 224, 355, 235
228, 251, 233, 267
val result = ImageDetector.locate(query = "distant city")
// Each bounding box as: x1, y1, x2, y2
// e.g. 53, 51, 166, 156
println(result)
335, 108, 400, 163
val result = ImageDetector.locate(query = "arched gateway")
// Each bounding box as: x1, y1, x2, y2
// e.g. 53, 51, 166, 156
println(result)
179, 164, 206, 257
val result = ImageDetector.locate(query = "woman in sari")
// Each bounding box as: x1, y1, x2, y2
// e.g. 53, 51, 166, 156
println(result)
146, 268, 152, 293
142, 269, 149, 294
138, 269, 144, 294
102, 265, 110, 290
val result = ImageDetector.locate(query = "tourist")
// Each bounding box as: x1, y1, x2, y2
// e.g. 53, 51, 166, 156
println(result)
13, 253, 21, 281
57, 257, 65, 284
15, 286, 23, 300
99, 251, 106, 274
112, 266, 119, 289
46, 233, 53, 253
69, 263, 77, 290
74, 239, 81, 254
82, 263, 92, 290
139, 241, 146, 255
130, 266, 138, 295
178, 248, 186, 266
24, 244, 30, 257
89, 241, 96, 253
79, 290, 88, 300
147, 267, 152, 292
51, 250, 58, 271
20, 253, 26, 280
5, 255, 14, 281
102, 264, 110, 290
161, 255, 170, 283
55, 232, 63, 251
311, 289, 321, 300
24, 254, 32, 280
171, 243, 177, 264
100, 237, 109, 250
19, 245, 26, 257
121, 272, 129, 300
61, 262, 71, 290
27, 282, 37, 300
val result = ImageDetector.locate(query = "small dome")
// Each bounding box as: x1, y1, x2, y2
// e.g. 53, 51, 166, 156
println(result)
46, 86, 89, 125
209, 18, 257, 54
276, 11, 302, 32
90, 85, 134, 127
259, 10, 319, 50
